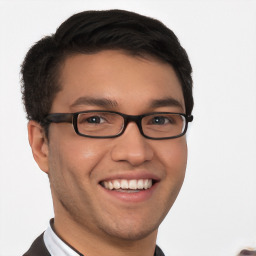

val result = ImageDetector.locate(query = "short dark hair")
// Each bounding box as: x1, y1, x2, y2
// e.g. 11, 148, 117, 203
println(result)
21, 9, 193, 133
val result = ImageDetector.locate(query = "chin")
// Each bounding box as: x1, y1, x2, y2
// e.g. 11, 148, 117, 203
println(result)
99, 217, 160, 241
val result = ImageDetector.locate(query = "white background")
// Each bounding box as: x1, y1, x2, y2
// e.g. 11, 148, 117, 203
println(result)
0, 1, 256, 255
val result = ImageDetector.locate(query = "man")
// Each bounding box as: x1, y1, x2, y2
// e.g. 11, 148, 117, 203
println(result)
22, 9, 193, 256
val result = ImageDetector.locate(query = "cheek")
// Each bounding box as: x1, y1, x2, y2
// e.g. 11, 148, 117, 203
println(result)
155, 137, 188, 180
47, 138, 110, 213
152, 138, 188, 217
48, 135, 109, 187
154, 137, 187, 195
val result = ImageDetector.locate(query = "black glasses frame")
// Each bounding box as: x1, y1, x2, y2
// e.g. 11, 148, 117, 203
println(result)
44, 110, 193, 140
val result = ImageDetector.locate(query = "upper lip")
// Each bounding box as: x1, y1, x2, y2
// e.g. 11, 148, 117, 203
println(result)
99, 171, 161, 183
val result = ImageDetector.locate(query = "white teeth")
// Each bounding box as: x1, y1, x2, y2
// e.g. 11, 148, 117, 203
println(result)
120, 179, 129, 189
113, 180, 121, 189
103, 181, 109, 189
102, 179, 153, 190
148, 179, 152, 189
137, 179, 144, 189
129, 180, 137, 189
108, 181, 114, 190
144, 179, 152, 189
144, 179, 149, 189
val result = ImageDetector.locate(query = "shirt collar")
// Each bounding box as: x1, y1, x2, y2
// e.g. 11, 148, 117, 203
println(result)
43, 219, 83, 256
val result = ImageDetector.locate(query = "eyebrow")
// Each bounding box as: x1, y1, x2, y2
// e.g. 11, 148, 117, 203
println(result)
149, 97, 184, 110
70, 96, 118, 108
70, 96, 184, 110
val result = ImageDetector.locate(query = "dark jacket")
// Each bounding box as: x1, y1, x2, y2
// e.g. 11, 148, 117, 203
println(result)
23, 233, 165, 256
23, 233, 50, 256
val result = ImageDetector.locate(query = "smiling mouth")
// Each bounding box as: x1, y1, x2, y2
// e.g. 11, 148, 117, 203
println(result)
100, 179, 154, 193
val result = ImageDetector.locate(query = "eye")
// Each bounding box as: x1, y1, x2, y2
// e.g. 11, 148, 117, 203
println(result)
86, 116, 104, 124
79, 115, 107, 125
151, 116, 172, 125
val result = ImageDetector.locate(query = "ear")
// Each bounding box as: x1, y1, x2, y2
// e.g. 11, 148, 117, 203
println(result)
28, 120, 49, 173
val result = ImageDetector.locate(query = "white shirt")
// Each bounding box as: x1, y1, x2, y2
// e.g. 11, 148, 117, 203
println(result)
43, 220, 82, 256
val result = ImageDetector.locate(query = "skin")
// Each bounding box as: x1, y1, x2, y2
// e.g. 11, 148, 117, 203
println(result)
28, 50, 188, 256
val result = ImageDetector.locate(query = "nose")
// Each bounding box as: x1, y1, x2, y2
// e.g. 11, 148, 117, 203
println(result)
111, 122, 154, 166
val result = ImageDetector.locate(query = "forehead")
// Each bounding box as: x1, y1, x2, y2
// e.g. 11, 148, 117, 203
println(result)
52, 50, 185, 113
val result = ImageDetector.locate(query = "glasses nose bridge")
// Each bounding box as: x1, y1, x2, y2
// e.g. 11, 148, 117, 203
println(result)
122, 114, 143, 135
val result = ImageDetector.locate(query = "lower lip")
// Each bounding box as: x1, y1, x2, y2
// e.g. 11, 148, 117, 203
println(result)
99, 183, 158, 203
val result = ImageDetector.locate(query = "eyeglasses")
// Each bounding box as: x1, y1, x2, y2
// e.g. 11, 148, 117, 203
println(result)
44, 110, 193, 140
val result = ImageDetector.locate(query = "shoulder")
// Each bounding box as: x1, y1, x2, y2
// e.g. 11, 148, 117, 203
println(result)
238, 249, 256, 256
155, 245, 165, 256
23, 233, 51, 256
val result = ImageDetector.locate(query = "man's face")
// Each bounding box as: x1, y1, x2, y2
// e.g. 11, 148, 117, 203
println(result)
44, 50, 187, 241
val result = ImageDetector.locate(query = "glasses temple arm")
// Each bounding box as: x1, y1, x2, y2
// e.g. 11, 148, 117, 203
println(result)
44, 113, 73, 123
